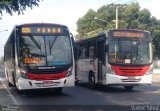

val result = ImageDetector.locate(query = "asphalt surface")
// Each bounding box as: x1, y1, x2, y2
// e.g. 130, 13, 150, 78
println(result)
0, 68, 160, 111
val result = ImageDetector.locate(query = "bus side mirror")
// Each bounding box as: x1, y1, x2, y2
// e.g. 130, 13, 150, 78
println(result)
70, 33, 75, 46
105, 44, 108, 52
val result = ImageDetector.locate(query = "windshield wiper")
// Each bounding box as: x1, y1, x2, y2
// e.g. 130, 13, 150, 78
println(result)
49, 36, 58, 55
49, 36, 58, 50
29, 35, 41, 49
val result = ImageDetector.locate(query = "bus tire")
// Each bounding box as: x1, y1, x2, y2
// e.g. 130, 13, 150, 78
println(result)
6, 73, 12, 87
8, 81, 13, 87
75, 80, 78, 85
124, 86, 134, 90
55, 87, 63, 94
16, 89, 24, 94
88, 72, 96, 89
12, 72, 16, 87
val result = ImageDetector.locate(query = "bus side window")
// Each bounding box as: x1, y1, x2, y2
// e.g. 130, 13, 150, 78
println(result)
89, 46, 94, 58
11, 33, 15, 59
78, 46, 81, 59
81, 47, 86, 59
79, 44, 84, 59
85, 43, 89, 58
105, 44, 108, 52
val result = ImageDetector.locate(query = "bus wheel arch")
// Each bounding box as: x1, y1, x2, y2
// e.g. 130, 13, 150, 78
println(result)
88, 71, 96, 89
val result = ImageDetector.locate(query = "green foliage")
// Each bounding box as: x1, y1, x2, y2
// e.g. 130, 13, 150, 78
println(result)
76, 2, 160, 36
121, 2, 140, 29
76, 2, 160, 57
0, 0, 40, 19
76, 9, 96, 37
152, 30, 160, 58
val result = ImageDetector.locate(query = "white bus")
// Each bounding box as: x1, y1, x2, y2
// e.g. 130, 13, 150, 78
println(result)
74, 29, 153, 90
4, 23, 75, 93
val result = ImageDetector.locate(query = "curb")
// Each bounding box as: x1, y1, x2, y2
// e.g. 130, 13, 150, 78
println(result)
152, 82, 160, 86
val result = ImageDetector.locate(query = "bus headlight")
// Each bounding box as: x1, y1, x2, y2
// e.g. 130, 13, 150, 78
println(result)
18, 69, 29, 79
108, 68, 116, 75
67, 67, 72, 77
146, 69, 153, 75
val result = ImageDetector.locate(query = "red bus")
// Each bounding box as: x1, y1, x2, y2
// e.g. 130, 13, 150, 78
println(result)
4, 23, 75, 93
75, 29, 153, 90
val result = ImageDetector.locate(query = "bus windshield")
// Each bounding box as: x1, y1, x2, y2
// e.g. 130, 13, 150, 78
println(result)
108, 39, 152, 65
19, 35, 72, 66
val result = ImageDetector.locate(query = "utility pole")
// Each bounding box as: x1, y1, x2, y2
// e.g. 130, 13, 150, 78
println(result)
110, 3, 126, 29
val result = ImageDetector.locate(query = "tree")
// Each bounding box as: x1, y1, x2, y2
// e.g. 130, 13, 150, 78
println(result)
76, 2, 160, 37
76, 2, 160, 57
76, 9, 96, 38
120, 2, 140, 29
0, 0, 40, 19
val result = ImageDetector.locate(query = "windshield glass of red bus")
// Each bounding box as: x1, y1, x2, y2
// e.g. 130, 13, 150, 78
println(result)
18, 35, 72, 66
108, 39, 152, 65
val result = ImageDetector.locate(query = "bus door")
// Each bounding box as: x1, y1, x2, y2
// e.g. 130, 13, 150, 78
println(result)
97, 39, 105, 83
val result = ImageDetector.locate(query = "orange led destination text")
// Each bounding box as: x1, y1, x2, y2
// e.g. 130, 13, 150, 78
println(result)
22, 27, 31, 33
24, 58, 44, 64
37, 27, 61, 33
113, 32, 144, 38
22, 27, 61, 33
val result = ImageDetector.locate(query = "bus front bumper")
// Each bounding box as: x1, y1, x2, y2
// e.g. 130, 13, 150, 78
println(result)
105, 73, 152, 85
17, 77, 66, 90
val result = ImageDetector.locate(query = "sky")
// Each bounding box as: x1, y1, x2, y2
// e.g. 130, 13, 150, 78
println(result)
0, 0, 160, 57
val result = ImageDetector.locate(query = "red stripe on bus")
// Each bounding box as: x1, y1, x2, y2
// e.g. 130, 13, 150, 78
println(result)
27, 71, 67, 80
111, 65, 150, 76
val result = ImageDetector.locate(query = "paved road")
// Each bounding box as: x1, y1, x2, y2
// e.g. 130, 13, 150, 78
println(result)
0, 68, 160, 111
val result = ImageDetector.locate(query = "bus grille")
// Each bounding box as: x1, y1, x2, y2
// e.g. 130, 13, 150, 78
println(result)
111, 65, 150, 76
119, 68, 142, 76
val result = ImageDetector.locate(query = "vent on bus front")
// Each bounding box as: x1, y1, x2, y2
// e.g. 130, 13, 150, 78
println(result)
111, 65, 150, 76
119, 67, 142, 76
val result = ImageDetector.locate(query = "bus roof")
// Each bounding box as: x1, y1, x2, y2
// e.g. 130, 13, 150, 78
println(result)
76, 32, 106, 44
15, 23, 68, 28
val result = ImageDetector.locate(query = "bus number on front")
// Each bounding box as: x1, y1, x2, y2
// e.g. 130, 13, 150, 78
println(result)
22, 27, 31, 33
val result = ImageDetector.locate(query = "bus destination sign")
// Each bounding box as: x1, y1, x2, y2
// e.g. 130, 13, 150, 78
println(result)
112, 31, 145, 38
21, 27, 63, 34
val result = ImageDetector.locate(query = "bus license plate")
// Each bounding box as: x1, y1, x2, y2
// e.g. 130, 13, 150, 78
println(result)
127, 77, 136, 80
42, 81, 53, 86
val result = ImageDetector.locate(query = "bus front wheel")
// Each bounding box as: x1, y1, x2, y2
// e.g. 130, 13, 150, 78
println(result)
8, 82, 13, 87
88, 72, 96, 89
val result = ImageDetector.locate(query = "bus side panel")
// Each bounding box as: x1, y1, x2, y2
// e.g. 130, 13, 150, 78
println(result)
76, 59, 95, 83
4, 30, 16, 86
14, 29, 21, 87
5, 61, 14, 85
77, 59, 89, 82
